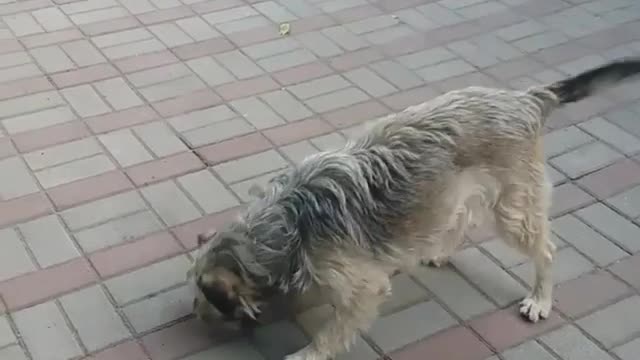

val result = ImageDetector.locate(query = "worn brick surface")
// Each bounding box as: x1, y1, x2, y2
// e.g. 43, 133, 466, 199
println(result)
0, 1, 639, 360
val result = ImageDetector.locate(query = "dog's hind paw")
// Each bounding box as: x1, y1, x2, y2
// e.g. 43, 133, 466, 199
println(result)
421, 256, 449, 268
519, 296, 551, 323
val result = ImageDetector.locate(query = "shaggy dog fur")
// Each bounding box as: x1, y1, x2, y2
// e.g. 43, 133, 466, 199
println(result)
187, 57, 640, 360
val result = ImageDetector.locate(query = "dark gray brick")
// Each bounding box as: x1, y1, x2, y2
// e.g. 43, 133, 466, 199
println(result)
251, 321, 308, 360
552, 214, 627, 266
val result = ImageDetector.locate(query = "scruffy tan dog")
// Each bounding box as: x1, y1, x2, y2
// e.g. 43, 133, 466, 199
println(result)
188, 57, 640, 360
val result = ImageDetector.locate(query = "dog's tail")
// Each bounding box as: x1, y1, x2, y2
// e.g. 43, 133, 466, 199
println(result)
545, 56, 640, 104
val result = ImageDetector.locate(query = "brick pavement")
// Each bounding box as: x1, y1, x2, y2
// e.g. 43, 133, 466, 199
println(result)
0, 0, 639, 359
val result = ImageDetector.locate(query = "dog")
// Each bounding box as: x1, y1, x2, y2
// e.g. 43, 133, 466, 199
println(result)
187, 57, 640, 360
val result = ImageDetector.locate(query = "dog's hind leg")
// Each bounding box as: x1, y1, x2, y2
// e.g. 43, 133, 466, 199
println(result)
494, 165, 555, 323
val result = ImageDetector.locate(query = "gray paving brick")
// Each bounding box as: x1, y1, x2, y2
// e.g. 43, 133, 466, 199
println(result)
344, 67, 397, 97
133, 121, 188, 158
546, 164, 567, 186
217, 16, 272, 35
243, 38, 300, 60
24, 138, 102, 171
501, 340, 556, 360
416, 3, 465, 26
94, 78, 144, 110
288, 75, 351, 100
13, 301, 83, 360
260, 90, 313, 122
394, 8, 438, 31
106, 255, 191, 305
2, 102, 72, 135
541, 325, 615, 360
203, 5, 259, 25
513, 31, 570, 52
61, 191, 147, 231
318, 0, 367, 13
414, 266, 496, 320
605, 109, 640, 139
231, 170, 285, 203
457, 1, 508, 19
0, 157, 39, 200
252, 321, 308, 360
552, 214, 627, 266
0, 315, 15, 348
280, 141, 318, 164
182, 117, 254, 148
577, 296, 640, 348
187, 56, 235, 87
557, 55, 608, 76
35, 154, 115, 189
448, 40, 502, 68
440, 0, 489, 9
214, 150, 289, 183
141, 181, 202, 226
0, 91, 65, 119
480, 239, 528, 268
496, 20, 547, 41
451, 247, 526, 306
576, 203, 640, 253
177, 170, 239, 214
310, 132, 347, 151
418, 59, 476, 82
254, 1, 298, 22
258, 49, 317, 72
579, 117, 640, 155
364, 25, 414, 45
607, 184, 640, 219
149, 23, 194, 48
30, 46, 75, 73
167, 105, 236, 133
549, 142, 623, 179
182, 340, 265, 360
369, 301, 456, 352
346, 15, 399, 35
59, 285, 130, 351
0, 228, 36, 282
0, 345, 27, 360
322, 26, 368, 51
370, 60, 423, 90
380, 273, 430, 315
230, 96, 285, 129
215, 50, 264, 79
99, 129, 153, 167
296, 32, 343, 57
614, 337, 640, 360
19, 215, 79, 268
176, 16, 220, 41
511, 247, 594, 286
305, 87, 370, 113
61, 85, 111, 117
123, 285, 191, 333
543, 126, 594, 158
139, 76, 206, 103
74, 211, 163, 253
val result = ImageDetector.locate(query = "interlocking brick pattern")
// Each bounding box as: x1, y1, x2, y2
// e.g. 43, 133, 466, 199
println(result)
0, 0, 639, 359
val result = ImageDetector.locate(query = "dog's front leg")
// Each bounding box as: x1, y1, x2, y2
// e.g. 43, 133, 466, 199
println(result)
285, 286, 388, 360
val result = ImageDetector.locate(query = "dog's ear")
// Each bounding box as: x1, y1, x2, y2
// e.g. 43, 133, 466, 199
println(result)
248, 184, 266, 199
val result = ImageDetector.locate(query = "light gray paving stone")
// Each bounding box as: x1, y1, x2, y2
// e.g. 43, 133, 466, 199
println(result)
106, 255, 192, 305
215, 50, 264, 79
59, 285, 130, 351
99, 129, 153, 167
167, 105, 236, 133
231, 170, 286, 203
576, 203, 640, 253
257, 49, 317, 72
0, 315, 16, 348
230, 97, 286, 129
380, 273, 430, 316
34, 154, 115, 189
577, 296, 640, 348
0, 228, 36, 282
2, 106, 76, 135
74, 211, 163, 253
552, 214, 627, 266
254, 1, 298, 22
123, 285, 192, 333
310, 133, 347, 151
260, 90, 313, 122
344, 68, 397, 97
61, 85, 111, 117
413, 266, 496, 320
181, 340, 265, 360
0, 157, 39, 200
61, 191, 147, 231
451, 247, 526, 306
0, 345, 28, 360
19, 215, 79, 268
606, 185, 640, 219
187, 56, 235, 87
13, 302, 83, 360
181, 118, 254, 148
296, 32, 343, 57
322, 26, 368, 51
368, 301, 456, 352
540, 325, 615, 360
288, 75, 351, 100
501, 340, 556, 360
133, 121, 188, 158
141, 181, 202, 226
364, 25, 414, 45
543, 126, 594, 158
94, 78, 144, 110
305, 87, 369, 113
24, 138, 102, 171
480, 238, 528, 268
512, 247, 594, 287
417, 59, 476, 82
177, 170, 239, 214
214, 150, 289, 183
579, 117, 640, 155
280, 141, 318, 164
397, 47, 457, 70
243, 38, 300, 60
549, 142, 623, 179
614, 337, 640, 360
370, 60, 423, 90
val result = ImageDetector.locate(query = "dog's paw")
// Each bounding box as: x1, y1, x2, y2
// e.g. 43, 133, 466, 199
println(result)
519, 296, 551, 323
